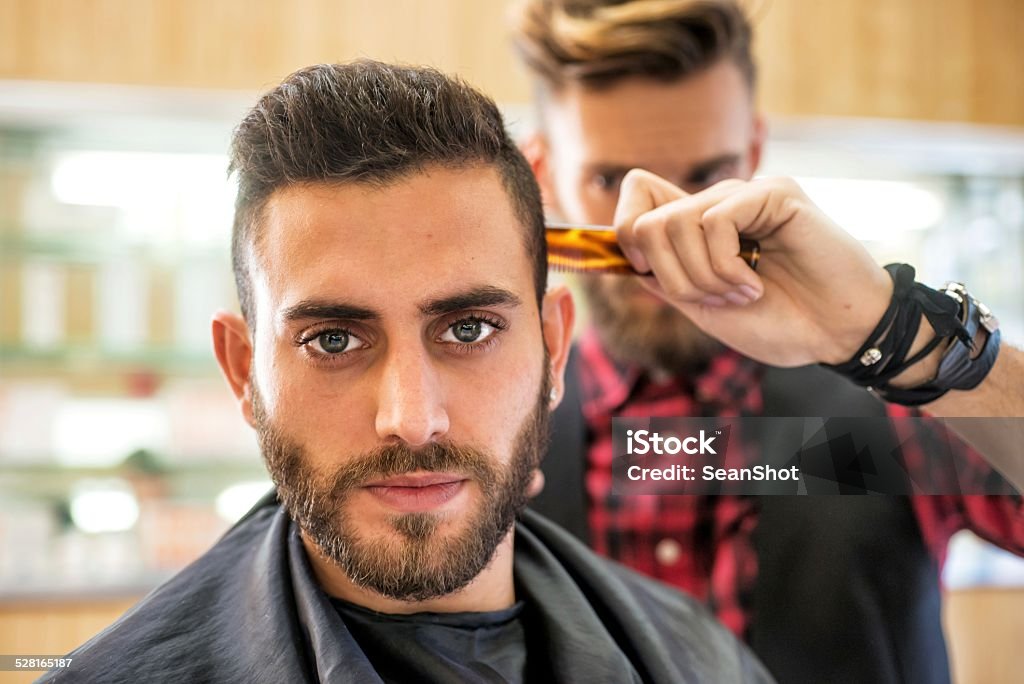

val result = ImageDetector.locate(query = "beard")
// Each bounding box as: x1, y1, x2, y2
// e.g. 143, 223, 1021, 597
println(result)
579, 274, 722, 374
252, 370, 551, 603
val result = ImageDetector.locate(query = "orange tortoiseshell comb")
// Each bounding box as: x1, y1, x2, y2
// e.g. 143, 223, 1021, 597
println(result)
546, 223, 760, 274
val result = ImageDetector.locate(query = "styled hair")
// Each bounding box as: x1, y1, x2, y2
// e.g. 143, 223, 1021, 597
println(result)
510, 0, 756, 91
228, 60, 546, 325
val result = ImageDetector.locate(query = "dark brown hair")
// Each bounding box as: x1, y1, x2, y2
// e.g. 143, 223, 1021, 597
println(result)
510, 0, 756, 91
228, 60, 546, 326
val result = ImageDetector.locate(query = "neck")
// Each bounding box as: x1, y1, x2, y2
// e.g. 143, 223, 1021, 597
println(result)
301, 527, 517, 615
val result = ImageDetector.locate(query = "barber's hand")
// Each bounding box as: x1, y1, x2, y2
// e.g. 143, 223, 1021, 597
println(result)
614, 170, 893, 367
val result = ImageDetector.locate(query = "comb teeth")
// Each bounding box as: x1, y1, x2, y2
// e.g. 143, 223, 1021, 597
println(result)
545, 224, 760, 275
547, 254, 635, 274
546, 225, 635, 274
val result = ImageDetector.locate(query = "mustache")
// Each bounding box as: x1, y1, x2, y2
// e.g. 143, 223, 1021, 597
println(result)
322, 441, 499, 498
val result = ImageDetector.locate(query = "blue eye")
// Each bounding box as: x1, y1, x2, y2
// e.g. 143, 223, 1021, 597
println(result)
453, 320, 482, 342
306, 329, 366, 355
440, 318, 500, 345
319, 331, 349, 353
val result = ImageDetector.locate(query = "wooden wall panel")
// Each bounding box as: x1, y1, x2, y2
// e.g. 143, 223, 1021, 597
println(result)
944, 588, 1024, 684
0, 0, 531, 101
0, 1, 1021, 123
968, 0, 1024, 125
754, 0, 1024, 125
0, 597, 139, 683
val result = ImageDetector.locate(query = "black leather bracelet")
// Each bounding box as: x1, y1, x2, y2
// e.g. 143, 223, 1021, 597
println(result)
875, 283, 1002, 406
823, 264, 969, 387
824, 266, 1001, 406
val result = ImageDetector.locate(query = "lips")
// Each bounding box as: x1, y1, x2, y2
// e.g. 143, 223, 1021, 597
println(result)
363, 472, 468, 513
364, 473, 465, 488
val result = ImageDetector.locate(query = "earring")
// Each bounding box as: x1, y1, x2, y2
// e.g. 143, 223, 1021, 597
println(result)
549, 387, 558, 403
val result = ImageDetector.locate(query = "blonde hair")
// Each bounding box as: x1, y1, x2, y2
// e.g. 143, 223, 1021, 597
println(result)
510, 0, 755, 91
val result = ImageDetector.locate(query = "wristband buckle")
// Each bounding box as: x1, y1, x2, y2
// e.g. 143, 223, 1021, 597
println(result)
977, 301, 999, 334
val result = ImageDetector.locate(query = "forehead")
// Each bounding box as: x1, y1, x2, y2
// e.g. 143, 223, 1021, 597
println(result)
546, 60, 754, 165
253, 166, 535, 321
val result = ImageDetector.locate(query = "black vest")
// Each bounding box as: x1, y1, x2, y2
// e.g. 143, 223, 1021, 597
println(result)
529, 351, 949, 684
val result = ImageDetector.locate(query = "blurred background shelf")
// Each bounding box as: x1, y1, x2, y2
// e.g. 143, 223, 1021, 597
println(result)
0, 235, 227, 262
0, 347, 218, 379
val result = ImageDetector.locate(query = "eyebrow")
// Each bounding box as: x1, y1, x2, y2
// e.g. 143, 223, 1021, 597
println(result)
684, 154, 741, 184
418, 286, 522, 317
281, 300, 378, 323
280, 286, 522, 324
589, 153, 742, 185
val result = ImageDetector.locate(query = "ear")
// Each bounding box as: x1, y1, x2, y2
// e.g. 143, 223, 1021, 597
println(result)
747, 113, 767, 176
211, 310, 256, 428
520, 130, 561, 215
541, 285, 575, 408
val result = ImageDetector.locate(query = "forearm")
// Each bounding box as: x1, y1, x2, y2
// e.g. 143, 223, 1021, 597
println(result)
926, 342, 1024, 418
898, 338, 1024, 492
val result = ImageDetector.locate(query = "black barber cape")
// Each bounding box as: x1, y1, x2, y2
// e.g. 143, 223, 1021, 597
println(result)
41, 494, 772, 683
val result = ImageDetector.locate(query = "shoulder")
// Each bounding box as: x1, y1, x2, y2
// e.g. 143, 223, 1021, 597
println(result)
602, 558, 769, 679
517, 509, 774, 682
38, 498, 283, 683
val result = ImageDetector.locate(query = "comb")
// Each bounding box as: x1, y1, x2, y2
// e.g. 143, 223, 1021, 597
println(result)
546, 223, 760, 274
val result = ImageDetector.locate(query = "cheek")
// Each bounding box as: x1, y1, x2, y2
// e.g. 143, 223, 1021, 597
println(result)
578, 190, 617, 225
448, 353, 542, 454
256, 342, 369, 451
250, 327, 283, 414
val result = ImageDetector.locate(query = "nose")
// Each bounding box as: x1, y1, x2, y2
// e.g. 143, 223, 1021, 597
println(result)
374, 346, 450, 447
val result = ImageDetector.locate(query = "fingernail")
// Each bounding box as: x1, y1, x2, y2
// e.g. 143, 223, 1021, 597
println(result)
624, 248, 649, 273
739, 284, 761, 301
701, 295, 728, 308
724, 291, 751, 306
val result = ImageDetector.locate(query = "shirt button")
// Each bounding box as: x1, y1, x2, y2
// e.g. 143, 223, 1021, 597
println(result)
655, 538, 682, 567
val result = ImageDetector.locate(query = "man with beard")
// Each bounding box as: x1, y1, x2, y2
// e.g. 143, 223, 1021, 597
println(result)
511, 1, 1024, 683
39, 60, 773, 683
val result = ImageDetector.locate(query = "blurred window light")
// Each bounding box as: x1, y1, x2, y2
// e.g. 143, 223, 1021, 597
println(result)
792, 177, 945, 242
52, 400, 169, 467
49, 151, 236, 245
69, 479, 140, 534
944, 529, 1024, 589
215, 480, 273, 523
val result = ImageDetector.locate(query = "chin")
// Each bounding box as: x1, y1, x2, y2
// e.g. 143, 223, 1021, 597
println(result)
355, 492, 467, 537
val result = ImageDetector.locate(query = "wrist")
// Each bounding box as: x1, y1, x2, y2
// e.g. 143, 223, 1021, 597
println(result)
885, 317, 949, 388
833, 274, 1002, 406
821, 265, 1000, 406
821, 268, 894, 366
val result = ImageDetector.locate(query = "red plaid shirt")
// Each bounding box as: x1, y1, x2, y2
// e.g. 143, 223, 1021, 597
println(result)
577, 328, 1024, 639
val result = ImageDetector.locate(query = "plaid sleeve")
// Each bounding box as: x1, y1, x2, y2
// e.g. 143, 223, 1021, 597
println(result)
886, 404, 1024, 565
706, 496, 759, 638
